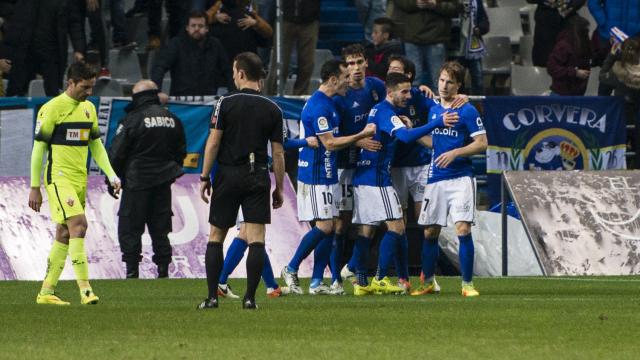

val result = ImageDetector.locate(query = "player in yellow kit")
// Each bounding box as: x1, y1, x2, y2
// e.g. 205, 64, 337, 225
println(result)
28, 62, 121, 305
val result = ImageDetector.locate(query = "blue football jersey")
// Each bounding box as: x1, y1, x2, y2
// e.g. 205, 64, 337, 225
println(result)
392, 87, 437, 168
298, 90, 340, 185
353, 100, 406, 187
427, 102, 485, 183
334, 77, 386, 169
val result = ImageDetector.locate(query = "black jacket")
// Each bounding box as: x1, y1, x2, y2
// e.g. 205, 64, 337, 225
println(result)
108, 90, 187, 191
151, 32, 233, 95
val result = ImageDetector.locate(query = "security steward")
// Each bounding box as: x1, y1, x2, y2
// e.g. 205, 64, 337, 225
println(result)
108, 80, 186, 279
197, 52, 285, 310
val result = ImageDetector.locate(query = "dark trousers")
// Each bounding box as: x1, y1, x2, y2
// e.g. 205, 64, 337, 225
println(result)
81, 0, 108, 66
118, 182, 173, 265
109, 0, 127, 44
7, 51, 61, 96
148, 0, 189, 39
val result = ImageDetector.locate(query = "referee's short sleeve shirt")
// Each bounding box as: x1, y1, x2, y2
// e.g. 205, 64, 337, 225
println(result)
208, 88, 284, 228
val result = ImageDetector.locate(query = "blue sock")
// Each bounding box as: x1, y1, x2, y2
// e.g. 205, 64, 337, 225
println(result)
377, 231, 401, 280
219, 237, 247, 284
261, 251, 279, 289
311, 234, 333, 285
458, 234, 474, 283
394, 232, 409, 280
330, 233, 344, 283
347, 247, 358, 272
355, 236, 371, 286
288, 227, 326, 271
422, 237, 439, 280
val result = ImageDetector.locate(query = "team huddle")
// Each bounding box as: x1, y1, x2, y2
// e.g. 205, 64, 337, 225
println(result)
215, 44, 488, 302
28, 47, 487, 309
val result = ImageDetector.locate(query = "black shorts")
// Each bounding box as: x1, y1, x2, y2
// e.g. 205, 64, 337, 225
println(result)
209, 164, 271, 228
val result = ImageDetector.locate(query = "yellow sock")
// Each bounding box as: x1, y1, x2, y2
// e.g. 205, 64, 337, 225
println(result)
40, 241, 69, 296
69, 238, 91, 291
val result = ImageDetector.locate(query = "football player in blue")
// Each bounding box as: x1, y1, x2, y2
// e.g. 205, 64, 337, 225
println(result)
351, 72, 457, 295
412, 61, 487, 297
387, 55, 468, 293
332, 44, 386, 291
281, 59, 376, 295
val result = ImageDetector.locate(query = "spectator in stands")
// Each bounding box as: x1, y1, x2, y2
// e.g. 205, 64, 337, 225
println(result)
454, 0, 489, 95
547, 15, 592, 96
600, 36, 640, 168
527, 0, 585, 67
151, 10, 233, 96
355, 0, 387, 43
109, 0, 138, 50
127, 0, 190, 50
588, 0, 640, 95
80, 0, 112, 81
394, 0, 463, 91
364, 17, 403, 81
3, 0, 86, 96
264, 0, 320, 95
208, 0, 273, 72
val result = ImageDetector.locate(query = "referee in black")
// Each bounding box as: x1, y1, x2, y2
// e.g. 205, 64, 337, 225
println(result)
108, 79, 186, 279
197, 52, 285, 310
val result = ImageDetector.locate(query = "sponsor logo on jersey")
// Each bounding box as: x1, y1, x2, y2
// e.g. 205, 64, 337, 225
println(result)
352, 101, 360, 108
66, 129, 90, 141
34, 120, 42, 135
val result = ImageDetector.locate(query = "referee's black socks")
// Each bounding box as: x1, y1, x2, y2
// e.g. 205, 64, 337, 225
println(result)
205, 242, 224, 300
245, 242, 266, 303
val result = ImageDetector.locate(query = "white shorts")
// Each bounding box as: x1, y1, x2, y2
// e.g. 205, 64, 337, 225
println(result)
335, 168, 354, 211
297, 182, 338, 221
352, 185, 404, 225
418, 176, 476, 227
391, 165, 430, 209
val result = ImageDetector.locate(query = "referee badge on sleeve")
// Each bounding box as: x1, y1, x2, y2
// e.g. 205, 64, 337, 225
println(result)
317, 117, 329, 131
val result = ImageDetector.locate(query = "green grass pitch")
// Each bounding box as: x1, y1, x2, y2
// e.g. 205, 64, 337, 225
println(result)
1, 276, 639, 359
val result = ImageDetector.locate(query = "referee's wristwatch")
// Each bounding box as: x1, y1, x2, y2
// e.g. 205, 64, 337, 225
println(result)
199, 175, 210, 182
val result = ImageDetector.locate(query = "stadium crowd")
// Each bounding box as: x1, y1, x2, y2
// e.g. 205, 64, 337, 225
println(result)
8, 0, 640, 308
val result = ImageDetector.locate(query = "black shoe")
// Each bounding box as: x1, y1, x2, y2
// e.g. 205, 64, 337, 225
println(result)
112, 41, 138, 51
126, 263, 139, 279
242, 299, 257, 310
196, 298, 218, 309
157, 263, 169, 278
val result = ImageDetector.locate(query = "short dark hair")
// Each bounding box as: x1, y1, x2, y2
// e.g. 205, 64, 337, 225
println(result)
320, 59, 346, 83
388, 54, 416, 83
385, 72, 411, 90
66, 62, 98, 83
188, 10, 207, 22
341, 43, 365, 59
439, 61, 466, 85
234, 52, 265, 81
373, 17, 395, 38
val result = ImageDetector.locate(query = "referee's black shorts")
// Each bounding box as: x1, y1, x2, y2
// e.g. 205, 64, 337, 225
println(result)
209, 164, 271, 228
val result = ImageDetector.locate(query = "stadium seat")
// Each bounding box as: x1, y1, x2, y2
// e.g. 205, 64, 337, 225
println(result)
284, 77, 321, 95
519, 4, 536, 36
109, 49, 142, 84
485, 7, 524, 45
312, 49, 335, 79
93, 80, 124, 97
482, 36, 512, 75
519, 35, 534, 66
27, 79, 46, 97
584, 67, 601, 96
510, 64, 551, 95
496, 0, 526, 7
